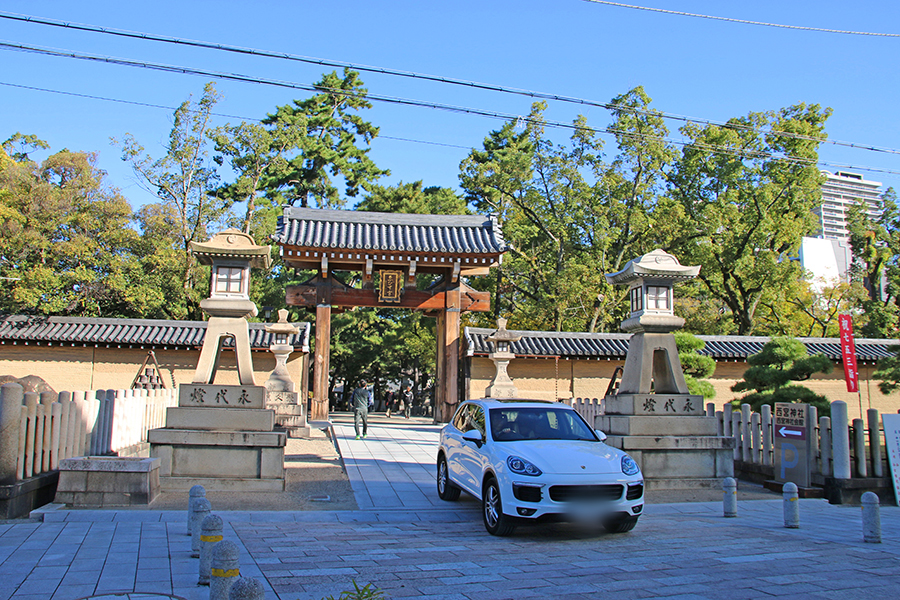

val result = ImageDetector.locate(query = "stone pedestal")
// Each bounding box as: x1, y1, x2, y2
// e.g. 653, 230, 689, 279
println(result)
150, 384, 286, 492
266, 391, 309, 438
599, 393, 735, 490
54, 456, 160, 507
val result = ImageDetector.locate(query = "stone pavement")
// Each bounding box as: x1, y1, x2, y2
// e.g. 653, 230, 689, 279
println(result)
0, 415, 896, 600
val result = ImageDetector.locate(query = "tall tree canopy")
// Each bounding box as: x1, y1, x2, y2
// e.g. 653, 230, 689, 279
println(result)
665, 103, 832, 335
0, 134, 154, 316
261, 69, 388, 209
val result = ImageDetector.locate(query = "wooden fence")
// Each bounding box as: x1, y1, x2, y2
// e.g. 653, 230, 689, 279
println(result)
1, 385, 177, 482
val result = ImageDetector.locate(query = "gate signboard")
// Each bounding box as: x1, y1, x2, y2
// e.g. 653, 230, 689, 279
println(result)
883, 413, 900, 506
774, 402, 811, 488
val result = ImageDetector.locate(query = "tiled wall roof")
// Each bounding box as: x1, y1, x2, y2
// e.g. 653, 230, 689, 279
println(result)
464, 328, 899, 363
0, 316, 310, 352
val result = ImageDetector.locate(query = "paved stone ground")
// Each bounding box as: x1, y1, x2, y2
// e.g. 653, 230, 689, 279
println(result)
0, 415, 896, 600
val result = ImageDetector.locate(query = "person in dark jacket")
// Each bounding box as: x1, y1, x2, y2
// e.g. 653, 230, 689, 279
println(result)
352, 380, 371, 439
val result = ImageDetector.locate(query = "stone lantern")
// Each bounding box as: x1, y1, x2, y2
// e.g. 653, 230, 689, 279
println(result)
264, 309, 308, 436
605, 248, 699, 395
597, 249, 734, 491
189, 229, 271, 386
149, 229, 287, 492
485, 318, 522, 398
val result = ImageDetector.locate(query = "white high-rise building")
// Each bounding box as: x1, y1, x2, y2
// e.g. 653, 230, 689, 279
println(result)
801, 171, 882, 291
813, 170, 882, 240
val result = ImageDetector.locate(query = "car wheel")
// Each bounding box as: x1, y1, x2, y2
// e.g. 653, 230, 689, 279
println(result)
482, 477, 516, 536
604, 515, 639, 533
436, 455, 461, 501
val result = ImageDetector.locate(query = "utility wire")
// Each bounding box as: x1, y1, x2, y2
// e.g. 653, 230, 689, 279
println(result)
2, 11, 899, 157
581, 0, 900, 37
2, 43, 898, 176
0, 81, 471, 150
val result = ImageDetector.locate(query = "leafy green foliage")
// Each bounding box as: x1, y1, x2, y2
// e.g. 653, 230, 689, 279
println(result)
674, 332, 716, 399
665, 103, 832, 335
261, 69, 388, 208
321, 580, 384, 600
0, 136, 160, 317
731, 337, 833, 412
874, 347, 900, 394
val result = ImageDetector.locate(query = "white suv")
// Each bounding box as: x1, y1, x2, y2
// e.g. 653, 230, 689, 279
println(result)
437, 398, 644, 536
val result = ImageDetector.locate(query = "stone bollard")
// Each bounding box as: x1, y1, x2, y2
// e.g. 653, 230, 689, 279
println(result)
831, 401, 851, 479
199, 514, 224, 585
210, 540, 241, 600
852, 418, 867, 477
861, 491, 881, 543
740, 404, 751, 463
188, 485, 207, 535
229, 576, 265, 600
867, 409, 883, 478
783, 482, 799, 528
819, 416, 832, 476
191, 498, 212, 558
0, 384, 24, 485
722, 477, 737, 518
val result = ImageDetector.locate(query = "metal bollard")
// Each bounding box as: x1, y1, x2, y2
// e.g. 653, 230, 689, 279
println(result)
723, 477, 737, 518
861, 491, 881, 543
199, 514, 224, 585
191, 498, 212, 557
188, 485, 206, 535
210, 540, 241, 600
229, 576, 265, 600
783, 482, 799, 528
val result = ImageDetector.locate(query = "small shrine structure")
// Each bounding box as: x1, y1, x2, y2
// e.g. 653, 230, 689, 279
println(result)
598, 249, 734, 490
149, 230, 287, 491
273, 208, 506, 422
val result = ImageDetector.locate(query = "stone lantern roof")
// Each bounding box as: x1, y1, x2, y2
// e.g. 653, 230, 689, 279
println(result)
189, 229, 272, 269
605, 249, 700, 286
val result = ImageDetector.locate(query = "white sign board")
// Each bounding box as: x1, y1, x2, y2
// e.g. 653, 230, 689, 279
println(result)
883, 413, 900, 507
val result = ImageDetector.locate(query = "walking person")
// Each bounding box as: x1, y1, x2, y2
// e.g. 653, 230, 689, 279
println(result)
402, 383, 414, 419
352, 379, 371, 439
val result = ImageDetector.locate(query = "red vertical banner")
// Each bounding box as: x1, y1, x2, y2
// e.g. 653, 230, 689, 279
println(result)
838, 314, 859, 393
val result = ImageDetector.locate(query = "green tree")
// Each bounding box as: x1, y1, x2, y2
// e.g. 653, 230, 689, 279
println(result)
0, 135, 156, 317
674, 331, 716, 399
261, 69, 388, 208
846, 188, 900, 338
115, 82, 229, 319
665, 103, 832, 335
460, 88, 671, 332
731, 337, 833, 412
356, 181, 468, 215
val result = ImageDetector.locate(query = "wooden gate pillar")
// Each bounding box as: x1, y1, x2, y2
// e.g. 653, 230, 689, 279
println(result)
312, 274, 332, 422
436, 274, 461, 423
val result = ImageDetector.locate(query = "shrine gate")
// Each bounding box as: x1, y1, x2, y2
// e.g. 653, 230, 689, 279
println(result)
273, 208, 506, 422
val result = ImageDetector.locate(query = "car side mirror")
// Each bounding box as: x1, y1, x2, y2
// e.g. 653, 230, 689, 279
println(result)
595, 429, 608, 442
462, 429, 484, 446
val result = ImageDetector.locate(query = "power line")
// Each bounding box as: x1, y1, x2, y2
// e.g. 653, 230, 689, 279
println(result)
581, 0, 900, 37
0, 81, 471, 150
3, 11, 899, 157
2, 43, 898, 176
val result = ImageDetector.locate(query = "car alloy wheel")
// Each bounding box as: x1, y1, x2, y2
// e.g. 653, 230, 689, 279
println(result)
482, 477, 515, 536
437, 455, 460, 501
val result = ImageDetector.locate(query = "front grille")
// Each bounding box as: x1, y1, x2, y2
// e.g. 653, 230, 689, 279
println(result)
548, 484, 624, 502
626, 484, 644, 500
513, 484, 542, 503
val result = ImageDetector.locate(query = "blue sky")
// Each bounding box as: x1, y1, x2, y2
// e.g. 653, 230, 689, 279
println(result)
1, 1, 898, 209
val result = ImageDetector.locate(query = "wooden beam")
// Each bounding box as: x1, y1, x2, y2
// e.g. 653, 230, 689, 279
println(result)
312, 304, 331, 421
286, 284, 491, 312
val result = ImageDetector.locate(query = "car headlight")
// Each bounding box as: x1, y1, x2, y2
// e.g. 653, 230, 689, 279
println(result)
621, 455, 640, 476
507, 456, 542, 476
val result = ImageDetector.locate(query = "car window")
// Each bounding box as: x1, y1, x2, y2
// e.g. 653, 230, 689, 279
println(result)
490, 407, 597, 442
452, 404, 470, 432
469, 405, 486, 436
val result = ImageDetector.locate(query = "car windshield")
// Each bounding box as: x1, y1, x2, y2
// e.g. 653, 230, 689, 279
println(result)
489, 407, 597, 442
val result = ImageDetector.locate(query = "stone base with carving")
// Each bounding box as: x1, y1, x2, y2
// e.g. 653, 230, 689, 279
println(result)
598, 393, 735, 490
149, 384, 286, 492
266, 390, 310, 438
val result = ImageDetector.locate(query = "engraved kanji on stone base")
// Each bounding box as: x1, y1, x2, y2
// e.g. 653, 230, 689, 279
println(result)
178, 384, 265, 409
